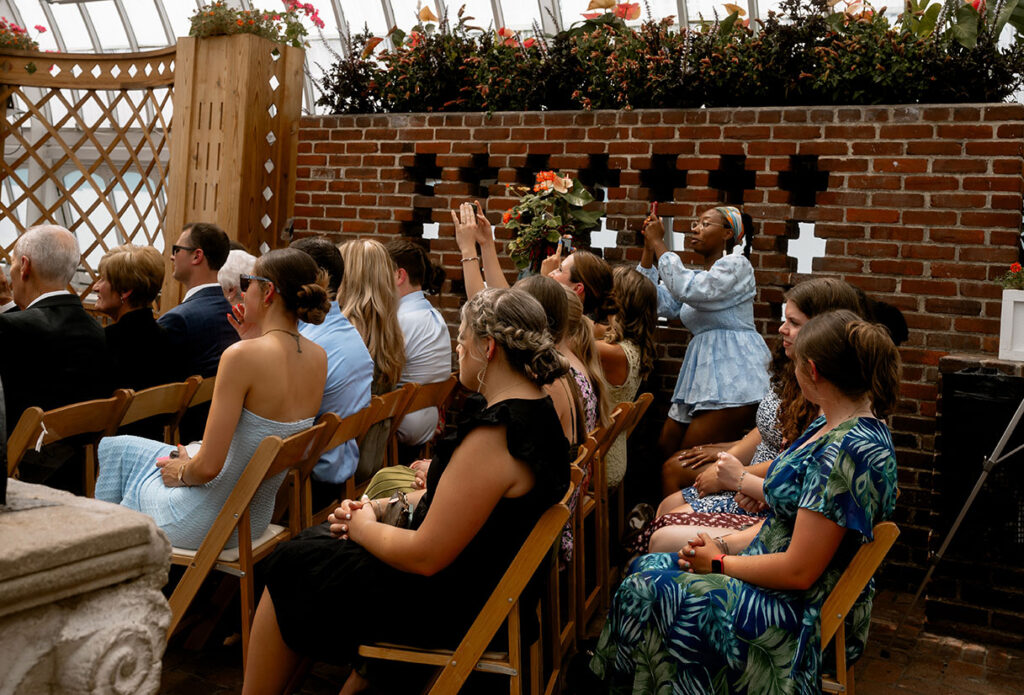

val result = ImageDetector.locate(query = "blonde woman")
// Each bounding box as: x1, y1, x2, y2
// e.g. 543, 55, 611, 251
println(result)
336, 239, 406, 478
564, 285, 612, 435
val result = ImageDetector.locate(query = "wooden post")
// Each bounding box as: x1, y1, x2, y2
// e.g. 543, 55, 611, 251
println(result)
161, 35, 304, 310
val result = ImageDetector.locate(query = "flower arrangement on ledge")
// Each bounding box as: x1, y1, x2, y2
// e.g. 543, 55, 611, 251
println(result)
317, 0, 1024, 113
997, 262, 1024, 290
1, 18, 46, 51
504, 172, 604, 271
189, 1, 325, 49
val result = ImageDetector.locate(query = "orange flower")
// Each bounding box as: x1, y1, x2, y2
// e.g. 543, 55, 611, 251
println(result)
503, 210, 513, 224
1012, 262, 1022, 273
236, 19, 244, 25
613, 2, 641, 19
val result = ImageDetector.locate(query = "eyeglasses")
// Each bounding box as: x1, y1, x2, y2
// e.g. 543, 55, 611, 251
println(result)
171, 244, 197, 255
690, 220, 726, 231
239, 274, 272, 292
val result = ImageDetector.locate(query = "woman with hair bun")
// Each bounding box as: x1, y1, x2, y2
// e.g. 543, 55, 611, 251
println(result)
95, 248, 330, 550
640, 205, 772, 494
593, 309, 900, 694
243, 287, 570, 695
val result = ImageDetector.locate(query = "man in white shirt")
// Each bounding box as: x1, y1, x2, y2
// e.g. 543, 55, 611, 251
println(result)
387, 239, 453, 448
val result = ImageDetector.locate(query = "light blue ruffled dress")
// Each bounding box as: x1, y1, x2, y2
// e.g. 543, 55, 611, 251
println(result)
95, 408, 314, 550
637, 251, 770, 422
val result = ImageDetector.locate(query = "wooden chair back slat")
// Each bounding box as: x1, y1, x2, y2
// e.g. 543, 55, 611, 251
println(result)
119, 377, 202, 442
188, 375, 216, 407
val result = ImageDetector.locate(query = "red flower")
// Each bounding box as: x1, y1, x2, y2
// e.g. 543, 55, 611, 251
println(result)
613, 2, 641, 20
1012, 262, 1022, 273
970, 0, 985, 11
496, 27, 517, 47
34, 25, 46, 33
523, 38, 536, 48
581, 12, 602, 18
408, 31, 423, 47
503, 210, 513, 224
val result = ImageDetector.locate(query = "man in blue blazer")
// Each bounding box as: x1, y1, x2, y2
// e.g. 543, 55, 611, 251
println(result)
158, 222, 239, 381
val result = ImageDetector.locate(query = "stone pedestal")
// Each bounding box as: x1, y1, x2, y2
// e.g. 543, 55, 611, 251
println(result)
0, 480, 171, 695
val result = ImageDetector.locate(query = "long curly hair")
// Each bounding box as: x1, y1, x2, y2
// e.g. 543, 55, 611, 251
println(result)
604, 266, 657, 381
336, 239, 406, 391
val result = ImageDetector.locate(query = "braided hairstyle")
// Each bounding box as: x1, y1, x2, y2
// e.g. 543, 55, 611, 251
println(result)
461, 287, 569, 387
792, 309, 901, 419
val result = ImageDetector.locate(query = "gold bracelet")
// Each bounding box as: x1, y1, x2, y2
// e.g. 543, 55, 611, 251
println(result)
177, 461, 190, 487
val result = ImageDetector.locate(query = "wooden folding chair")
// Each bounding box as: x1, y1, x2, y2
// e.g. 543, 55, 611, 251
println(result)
117, 376, 202, 444
302, 403, 374, 526
610, 392, 655, 561
821, 521, 900, 695
188, 374, 216, 407
385, 374, 458, 467
577, 401, 633, 638
542, 463, 584, 695
166, 413, 340, 668
358, 480, 574, 694
344, 383, 416, 501
6, 390, 134, 497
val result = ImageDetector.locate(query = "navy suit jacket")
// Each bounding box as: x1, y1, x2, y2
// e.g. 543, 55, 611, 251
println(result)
0, 293, 114, 433
158, 285, 239, 380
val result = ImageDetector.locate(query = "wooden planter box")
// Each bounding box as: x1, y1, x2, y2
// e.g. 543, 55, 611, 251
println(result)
162, 34, 304, 308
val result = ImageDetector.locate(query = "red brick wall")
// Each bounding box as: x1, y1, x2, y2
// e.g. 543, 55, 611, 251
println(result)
293, 104, 1024, 589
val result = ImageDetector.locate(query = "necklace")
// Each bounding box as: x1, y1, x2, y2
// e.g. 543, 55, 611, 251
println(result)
263, 328, 302, 353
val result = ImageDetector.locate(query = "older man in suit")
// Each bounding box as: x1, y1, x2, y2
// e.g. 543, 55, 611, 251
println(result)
0, 225, 113, 491
159, 222, 239, 381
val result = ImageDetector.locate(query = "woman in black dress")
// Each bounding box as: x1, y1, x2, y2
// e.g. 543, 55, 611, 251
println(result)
94, 244, 175, 390
242, 287, 570, 694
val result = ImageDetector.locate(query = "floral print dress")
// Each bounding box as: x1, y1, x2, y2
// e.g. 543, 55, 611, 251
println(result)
591, 416, 898, 695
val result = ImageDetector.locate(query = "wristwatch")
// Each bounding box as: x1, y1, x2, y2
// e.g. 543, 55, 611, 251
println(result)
711, 554, 726, 574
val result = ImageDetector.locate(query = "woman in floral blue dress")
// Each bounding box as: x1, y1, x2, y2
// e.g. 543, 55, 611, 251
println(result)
592, 310, 900, 694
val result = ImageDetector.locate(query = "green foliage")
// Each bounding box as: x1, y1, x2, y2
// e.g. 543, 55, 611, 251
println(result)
188, 1, 325, 49
317, 0, 1024, 113
0, 17, 42, 51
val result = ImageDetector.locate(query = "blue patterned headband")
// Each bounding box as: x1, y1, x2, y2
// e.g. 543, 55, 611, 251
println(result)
714, 206, 744, 243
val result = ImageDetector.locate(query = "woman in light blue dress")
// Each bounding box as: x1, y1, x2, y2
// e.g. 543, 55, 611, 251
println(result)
96, 249, 331, 550
637, 205, 771, 495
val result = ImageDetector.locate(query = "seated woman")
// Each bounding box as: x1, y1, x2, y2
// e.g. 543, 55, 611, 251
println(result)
94, 244, 176, 390
241, 287, 570, 695
597, 266, 658, 489
564, 286, 611, 436
218, 248, 257, 305
337, 239, 406, 480
639, 206, 772, 495
95, 249, 330, 550
640, 277, 865, 552
452, 203, 587, 452
592, 309, 900, 693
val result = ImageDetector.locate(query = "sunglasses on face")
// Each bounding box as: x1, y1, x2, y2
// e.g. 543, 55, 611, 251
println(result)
239, 274, 272, 292
171, 244, 197, 255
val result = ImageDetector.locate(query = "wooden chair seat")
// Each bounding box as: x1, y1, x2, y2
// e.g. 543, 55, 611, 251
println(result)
171, 522, 289, 565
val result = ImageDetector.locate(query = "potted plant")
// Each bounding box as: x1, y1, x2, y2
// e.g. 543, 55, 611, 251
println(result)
502, 171, 604, 273
998, 262, 1024, 360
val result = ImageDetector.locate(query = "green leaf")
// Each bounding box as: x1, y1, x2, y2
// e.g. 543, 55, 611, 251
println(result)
995, 0, 1020, 37
561, 179, 596, 207
389, 27, 406, 46
545, 229, 562, 242
918, 4, 941, 36
719, 10, 741, 36
1009, 1, 1024, 33
951, 5, 978, 48
825, 12, 846, 32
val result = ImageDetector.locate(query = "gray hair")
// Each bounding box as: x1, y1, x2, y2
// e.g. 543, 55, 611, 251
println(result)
217, 248, 257, 295
14, 225, 80, 285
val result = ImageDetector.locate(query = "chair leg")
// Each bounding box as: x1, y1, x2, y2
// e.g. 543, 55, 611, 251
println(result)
508, 603, 522, 695
240, 572, 255, 671
847, 665, 855, 695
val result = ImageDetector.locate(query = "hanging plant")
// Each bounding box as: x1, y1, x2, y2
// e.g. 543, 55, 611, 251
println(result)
188, 1, 325, 49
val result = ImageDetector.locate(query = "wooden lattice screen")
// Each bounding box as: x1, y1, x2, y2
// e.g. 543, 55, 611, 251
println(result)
0, 46, 175, 300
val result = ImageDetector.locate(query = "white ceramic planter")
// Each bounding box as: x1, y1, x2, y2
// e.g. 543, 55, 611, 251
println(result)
999, 288, 1024, 361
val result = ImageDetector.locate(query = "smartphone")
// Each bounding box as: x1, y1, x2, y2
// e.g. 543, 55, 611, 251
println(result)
558, 235, 574, 256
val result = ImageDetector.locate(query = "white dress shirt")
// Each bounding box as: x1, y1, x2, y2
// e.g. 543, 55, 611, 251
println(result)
396, 291, 453, 446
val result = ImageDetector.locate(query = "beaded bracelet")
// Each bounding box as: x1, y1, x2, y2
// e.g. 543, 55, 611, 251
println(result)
460, 256, 480, 264
736, 469, 747, 494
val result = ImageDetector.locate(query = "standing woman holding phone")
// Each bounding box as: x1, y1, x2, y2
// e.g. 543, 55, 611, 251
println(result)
638, 206, 771, 496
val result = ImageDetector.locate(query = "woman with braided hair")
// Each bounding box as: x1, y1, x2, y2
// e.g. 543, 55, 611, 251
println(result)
243, 287, 570, 695
639, 205, 772, 496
